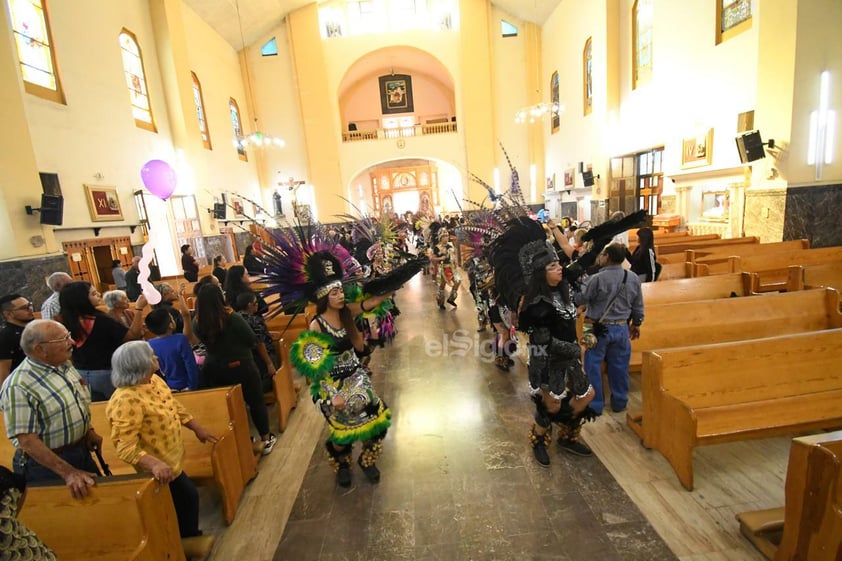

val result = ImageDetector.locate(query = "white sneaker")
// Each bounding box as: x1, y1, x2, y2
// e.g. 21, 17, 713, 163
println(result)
262, 434, 277, 456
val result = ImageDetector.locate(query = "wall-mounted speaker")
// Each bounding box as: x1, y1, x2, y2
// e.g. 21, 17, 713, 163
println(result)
736, 130, 766, 163
213, 203, 226, 220
39, 194, 64, 225
582, 170, 595, 187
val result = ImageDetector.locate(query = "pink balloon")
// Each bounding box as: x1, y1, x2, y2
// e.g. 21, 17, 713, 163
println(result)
140, 160, 177, 200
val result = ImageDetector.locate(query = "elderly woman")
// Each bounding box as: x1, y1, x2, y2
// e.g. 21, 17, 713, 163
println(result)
102, 289, 134, 328
106, 341, 216, 538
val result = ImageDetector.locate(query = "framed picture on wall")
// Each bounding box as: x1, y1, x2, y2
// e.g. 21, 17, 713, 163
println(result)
84, 185, 124, 221
550, 71, 560, 133
379, 74, 414, 114
682, 128, 714, 168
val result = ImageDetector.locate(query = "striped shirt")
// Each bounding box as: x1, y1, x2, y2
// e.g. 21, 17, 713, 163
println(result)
0, 358, 92, 449
106, 374, 193, 476
40, 292, 61, 321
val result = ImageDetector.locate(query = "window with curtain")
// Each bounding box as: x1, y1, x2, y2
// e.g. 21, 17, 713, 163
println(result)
632, 0, 653, 90
8, 0, 64, 103
583, 37, 592, 115
230, 98, 247, 161
119, 29, 156, 132
716, 0, 751, 44
191, 72, 212, 150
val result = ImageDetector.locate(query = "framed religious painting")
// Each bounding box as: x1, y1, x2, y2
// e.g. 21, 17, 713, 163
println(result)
379, 74, 414, 115
682, 128, 714, 169
84, 185, 124, 221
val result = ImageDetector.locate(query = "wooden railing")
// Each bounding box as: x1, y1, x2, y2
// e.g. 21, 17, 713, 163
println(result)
342, 121, 458, 142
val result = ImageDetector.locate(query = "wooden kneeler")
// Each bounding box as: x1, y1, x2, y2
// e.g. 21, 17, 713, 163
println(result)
736, 508, 784, 560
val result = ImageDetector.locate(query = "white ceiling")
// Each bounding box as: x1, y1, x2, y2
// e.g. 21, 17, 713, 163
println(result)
182, 0, 563, 50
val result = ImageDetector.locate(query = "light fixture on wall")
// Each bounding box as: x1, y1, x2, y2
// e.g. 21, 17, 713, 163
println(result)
514, 102, 562, 124
807, 70, 835, 180
233, 0, 285, 150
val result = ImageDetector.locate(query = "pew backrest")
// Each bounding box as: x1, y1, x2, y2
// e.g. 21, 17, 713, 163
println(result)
19, 475, 186, 561
642, 272, 756, 306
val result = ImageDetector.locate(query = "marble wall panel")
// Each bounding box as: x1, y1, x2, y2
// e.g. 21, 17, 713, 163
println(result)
783, 183, 842, 247
0, 255, 69, 308
743, 188, 786, 243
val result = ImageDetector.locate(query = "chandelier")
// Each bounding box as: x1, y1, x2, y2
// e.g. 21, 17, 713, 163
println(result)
233, 0, 285, 150
514, 102, 562, 124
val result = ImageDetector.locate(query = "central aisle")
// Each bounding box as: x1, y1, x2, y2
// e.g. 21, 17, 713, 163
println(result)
273, 274, 675, 561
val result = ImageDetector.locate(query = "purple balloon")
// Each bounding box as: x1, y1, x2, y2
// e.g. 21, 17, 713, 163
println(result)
140, 159, 177, 200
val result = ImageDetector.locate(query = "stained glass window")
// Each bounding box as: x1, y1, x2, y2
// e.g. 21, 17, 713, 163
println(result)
632, 0, 653, 89
230, 98, 247, 161
191, 72, 212, 150
583, 38, 592, 116
119, 29, 156, 132
717, 0, 751, 44
8, 0, 64, 103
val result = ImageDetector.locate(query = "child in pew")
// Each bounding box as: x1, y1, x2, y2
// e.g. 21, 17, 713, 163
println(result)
0, 465, 56, 560
232, 292, 276, 393
146, 309, 201, 391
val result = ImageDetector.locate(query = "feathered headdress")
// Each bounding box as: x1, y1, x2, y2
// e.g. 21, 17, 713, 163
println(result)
258, 222, 362, 316
490, 217, 558, 311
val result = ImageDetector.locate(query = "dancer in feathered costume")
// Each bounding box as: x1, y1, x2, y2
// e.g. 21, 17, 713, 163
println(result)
490, 217, 597, 465
262, 222, 424, 487
430, 226, 461, 309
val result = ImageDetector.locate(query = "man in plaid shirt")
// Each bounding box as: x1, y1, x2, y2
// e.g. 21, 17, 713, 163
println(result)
0, 319, 103, 498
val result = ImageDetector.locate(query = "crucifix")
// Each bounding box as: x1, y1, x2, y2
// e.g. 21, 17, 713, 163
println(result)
275, 177, 306, 216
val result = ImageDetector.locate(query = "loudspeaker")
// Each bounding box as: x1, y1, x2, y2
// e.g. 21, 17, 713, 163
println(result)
578, 161, 584, 174
213, 203, 226, 220
582, 170, 595, 187
736, 130, 766, 163
348, 122, 358, 131
39, 172, 62, 196
39, 194, 64, 225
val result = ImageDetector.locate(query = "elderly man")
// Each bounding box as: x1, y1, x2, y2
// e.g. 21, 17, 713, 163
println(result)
40, 272, 72, 320
0, 294, 36, 384
0, 319, 102, 499
125, 256, 142, 301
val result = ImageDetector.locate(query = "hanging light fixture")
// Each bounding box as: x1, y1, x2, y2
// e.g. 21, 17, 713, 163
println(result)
233, 0, 285, 150
514, 102, 563, 124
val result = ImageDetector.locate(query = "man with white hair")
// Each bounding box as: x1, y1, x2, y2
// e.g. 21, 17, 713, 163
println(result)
0, 319, 102, 499
40, 272, 72, 320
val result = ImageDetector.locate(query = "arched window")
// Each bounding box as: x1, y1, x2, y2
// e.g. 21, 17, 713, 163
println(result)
119, 29, 156, 132
8, 0, 65, 103
632, 0, 653, 90
191, 72, 212, 150
583, 37, 593, 115
229, 98, 247, 161
550, 71, 560, 133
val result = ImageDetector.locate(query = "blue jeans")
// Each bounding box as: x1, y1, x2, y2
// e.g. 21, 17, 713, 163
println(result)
77, 369, 115, 402
584, 324, 631, 414
14, 442, 100, 483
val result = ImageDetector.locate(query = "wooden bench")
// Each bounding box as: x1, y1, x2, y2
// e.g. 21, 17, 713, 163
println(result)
656, 261, 708, 281
787, 262, 842, 300
687, 239, 812, 276
656, 236, 760, 261
642, 272, 757, 306
637, 329, 842, 490
728, 246, 842, 291
19, 475, 187, 561
267, 338, 299, 431
628, 287, 842, 373
737, 430, 842, 561
90, 384, 257, 524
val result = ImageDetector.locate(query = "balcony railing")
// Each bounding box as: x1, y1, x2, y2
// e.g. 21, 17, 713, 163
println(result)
342, 121, 458, 143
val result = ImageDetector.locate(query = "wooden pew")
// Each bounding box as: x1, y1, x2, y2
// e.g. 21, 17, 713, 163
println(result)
642, 272, 757, 306
628, 287, 842, 374
686, 239, 811, 270
728, 246, 842, 291
787, 262, 842, 304
656, 235, 760, 259
90, 384, 257, 525
737, 431, 842, 561
655, 261, 707, 281
637, 329, 842, 490
266, 338, 298, 432
19, 475, 187, 561
265, 311, 310, 342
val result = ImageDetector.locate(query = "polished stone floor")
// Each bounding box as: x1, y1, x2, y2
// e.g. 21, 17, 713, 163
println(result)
274, 274, 676, 561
